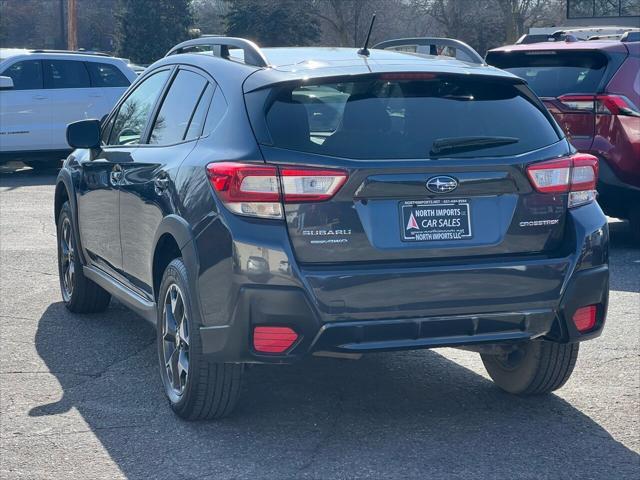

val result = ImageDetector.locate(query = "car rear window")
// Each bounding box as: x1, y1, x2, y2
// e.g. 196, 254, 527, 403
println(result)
85, 62, 130, 87
486, 51, 608, 98
258, 74, 560, 159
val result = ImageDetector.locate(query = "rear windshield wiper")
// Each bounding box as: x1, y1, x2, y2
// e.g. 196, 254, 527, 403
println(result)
430, 136, 519, 156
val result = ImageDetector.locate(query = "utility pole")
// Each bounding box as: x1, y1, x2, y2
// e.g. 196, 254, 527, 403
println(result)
67, 0, 77, 51
59, 0, 66, 49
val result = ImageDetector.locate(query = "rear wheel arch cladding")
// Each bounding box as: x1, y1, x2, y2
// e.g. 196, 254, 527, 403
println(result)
152, 216, 204, 325
55, 173, 88, 265
54, 181, 69, 222
153, 233, 182, 300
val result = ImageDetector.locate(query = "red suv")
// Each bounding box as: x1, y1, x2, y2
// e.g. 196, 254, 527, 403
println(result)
487, 36, 640, 240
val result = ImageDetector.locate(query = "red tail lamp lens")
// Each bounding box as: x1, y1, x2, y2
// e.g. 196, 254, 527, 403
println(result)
526, 153, 599, 208
572, 305, 597, 333
253, 326, 298, 353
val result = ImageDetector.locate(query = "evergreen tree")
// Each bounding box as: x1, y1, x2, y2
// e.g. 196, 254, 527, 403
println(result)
225, 0, 320, 47
115, 0, 194, 64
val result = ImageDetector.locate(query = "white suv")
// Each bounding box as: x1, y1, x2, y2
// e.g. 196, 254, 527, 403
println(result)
0, 49, 137, 168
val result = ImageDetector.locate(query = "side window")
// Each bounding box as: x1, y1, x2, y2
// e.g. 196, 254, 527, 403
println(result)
101, 114, 116, 145
203, 87, 228, 135
1, 60, 43, 90
43, 60, 90, 89
109, 70, 170, 146
184, 84, 214, 141
148, 70, 208, 145
85, 62, 131, 88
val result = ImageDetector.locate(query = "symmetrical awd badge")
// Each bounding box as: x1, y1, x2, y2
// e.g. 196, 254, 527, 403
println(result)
426, 175, 458, 194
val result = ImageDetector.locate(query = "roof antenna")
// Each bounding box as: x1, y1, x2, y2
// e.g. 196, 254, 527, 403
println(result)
358, 13, 376, 57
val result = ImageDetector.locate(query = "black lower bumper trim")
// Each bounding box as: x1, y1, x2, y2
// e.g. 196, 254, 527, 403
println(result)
199, 264, 608, 363
310, 310, 555, 353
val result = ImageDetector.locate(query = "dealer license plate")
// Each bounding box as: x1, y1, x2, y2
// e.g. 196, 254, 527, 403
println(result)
400, 199, 472, 242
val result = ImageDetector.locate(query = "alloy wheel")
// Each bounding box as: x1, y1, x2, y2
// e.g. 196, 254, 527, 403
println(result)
162, 283, 190, 397
60, 217, 75, 301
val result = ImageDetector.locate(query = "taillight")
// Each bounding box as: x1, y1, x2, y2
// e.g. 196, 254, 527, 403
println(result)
280, 167, 347, 202
526, 158, 571, 193
206, 162, 281, 219
206, 162, 347, 219
558, 94, 595, 112
558, 94, 640, 117
596, 95, 640, 117
526, 153, 598, 208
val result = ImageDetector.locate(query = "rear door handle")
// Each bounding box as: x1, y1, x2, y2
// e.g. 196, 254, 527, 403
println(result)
33, 95, 47, 100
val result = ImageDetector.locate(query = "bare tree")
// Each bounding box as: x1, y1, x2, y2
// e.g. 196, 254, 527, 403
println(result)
498, 0, 548, 43
192, 0, 228, 35
311, 0, 433, 47
416, 0, 505, 55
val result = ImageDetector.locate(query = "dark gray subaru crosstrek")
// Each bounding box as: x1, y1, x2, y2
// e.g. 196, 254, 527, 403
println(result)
55, 37, 609, 420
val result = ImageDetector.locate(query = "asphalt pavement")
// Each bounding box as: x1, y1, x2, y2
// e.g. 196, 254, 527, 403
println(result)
1, 164, 638, 479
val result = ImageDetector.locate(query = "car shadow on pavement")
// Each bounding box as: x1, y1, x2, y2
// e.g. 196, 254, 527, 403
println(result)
29, 301, 639, 479
0, 163, 58, 189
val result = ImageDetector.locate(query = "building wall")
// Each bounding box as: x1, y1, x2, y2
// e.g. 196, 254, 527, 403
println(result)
567, 0, 640, 27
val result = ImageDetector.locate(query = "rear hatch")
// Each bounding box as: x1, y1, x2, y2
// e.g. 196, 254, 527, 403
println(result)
486, 48, 626, 151
246, 72, 568, 265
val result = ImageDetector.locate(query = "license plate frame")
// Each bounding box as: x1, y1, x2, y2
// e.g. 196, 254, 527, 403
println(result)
400, 199, 472, 242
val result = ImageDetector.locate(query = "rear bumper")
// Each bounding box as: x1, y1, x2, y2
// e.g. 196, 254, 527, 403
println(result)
197, 202, 609, 364
200, 262, 609, 363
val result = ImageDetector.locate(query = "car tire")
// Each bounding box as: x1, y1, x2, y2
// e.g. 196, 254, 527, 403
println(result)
57, 201, 111, 313
157, 258, 243, 420
481, 340, 579, 395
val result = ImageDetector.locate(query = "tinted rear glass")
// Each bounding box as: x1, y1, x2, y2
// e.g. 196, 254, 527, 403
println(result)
2, 60, 42, 89
86, 62, 130, 87
149, 70, 208, 145
486, 51, 608, 97
43, 60, 90, 89
260, 75, 560, 159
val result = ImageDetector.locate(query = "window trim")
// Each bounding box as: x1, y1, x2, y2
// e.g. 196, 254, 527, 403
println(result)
84, 61, 131, 89
42, 59, 91, 90
200, 82, 228, 141
141, 65, 217, 148
182, 82, 214, 141
102, 66, 175, 148
0, 59, 44, 90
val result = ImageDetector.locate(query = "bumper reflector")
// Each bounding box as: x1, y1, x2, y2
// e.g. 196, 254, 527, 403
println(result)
572, 305, 597, 332
253, 326, 298, 353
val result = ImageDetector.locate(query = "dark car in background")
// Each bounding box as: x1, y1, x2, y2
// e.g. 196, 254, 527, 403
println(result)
487, 35, 640, 240
55, 37, 609, 420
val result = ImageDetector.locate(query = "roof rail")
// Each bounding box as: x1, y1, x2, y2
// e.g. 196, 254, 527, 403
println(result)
373, 37, 484, 65
165, 37, 269, 68
29, 49, 111, 57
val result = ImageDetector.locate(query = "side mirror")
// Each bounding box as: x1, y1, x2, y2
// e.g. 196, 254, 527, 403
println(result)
67, 119, 101, 149
0, 76, 14, 90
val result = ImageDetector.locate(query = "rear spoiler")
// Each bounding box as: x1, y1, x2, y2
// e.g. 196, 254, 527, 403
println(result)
373, 37, 484, 65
